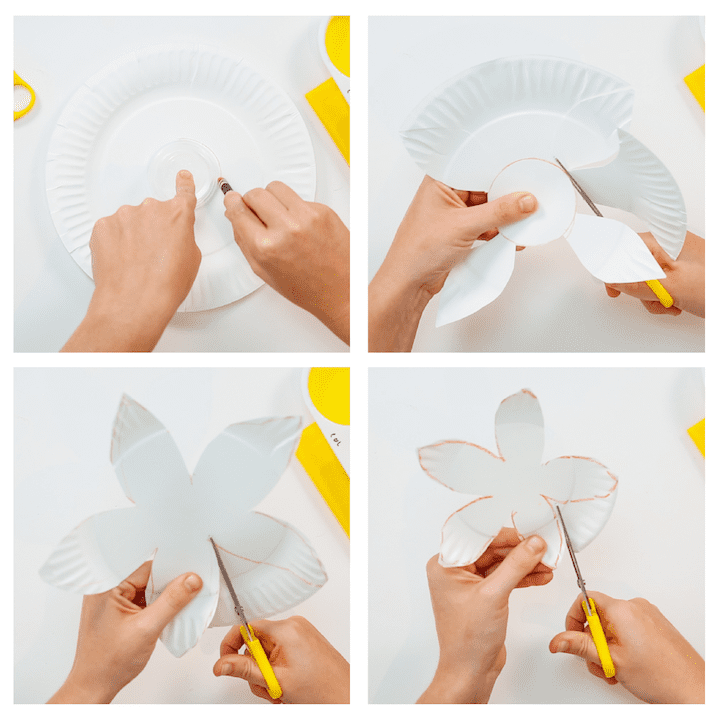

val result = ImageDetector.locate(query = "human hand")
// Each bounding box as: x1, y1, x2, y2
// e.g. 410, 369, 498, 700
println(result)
418, 529, 552, 703
377, 175, 536, 298
62, 170, 201, 351
48, 562, 202, 703
224, 182, 350, 344
213, 616, 349, 704
549, 591, 704, 703
604, 231, 704, 318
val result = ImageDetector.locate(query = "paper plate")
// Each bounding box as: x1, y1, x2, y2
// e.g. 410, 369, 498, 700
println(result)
40, 395, 327, 657
46, 44, 316, 312
572, 129, 687, 260
400, 55, 634, 191
419, 389, 618, 569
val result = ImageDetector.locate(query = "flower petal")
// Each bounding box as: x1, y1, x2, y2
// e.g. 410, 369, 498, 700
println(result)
541, 456, 618, 552
566, 214, 665, 283
436, 237, 516, 327
191, 416, 303, 526
419, 440, 505, 495
527, 513, 565, 569
39, 507, 156, 594
571, 129, 686, 260
209, 511, 327, 626
438, 498, 505, 567
494, 389, 544, 465
147, 538, 220, 658
111, 394, 190, 506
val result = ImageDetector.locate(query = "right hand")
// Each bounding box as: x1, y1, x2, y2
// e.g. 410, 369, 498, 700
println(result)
213, 616, 349, 704
223, 182, 350, 344
605, 231, 705, 318
549, 591, 704, 703
377, 175, 537, 298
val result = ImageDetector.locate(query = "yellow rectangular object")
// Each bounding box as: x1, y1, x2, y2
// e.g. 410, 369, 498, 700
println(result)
688, 418, 705, 457
306, 78, 349, 164
684, 64, 705, 111
296, 422, 349, 536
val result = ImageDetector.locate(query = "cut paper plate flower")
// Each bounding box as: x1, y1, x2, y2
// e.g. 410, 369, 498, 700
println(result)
418, 389, 618, 569
400, 56, 687, 326
40, 395, 327, 657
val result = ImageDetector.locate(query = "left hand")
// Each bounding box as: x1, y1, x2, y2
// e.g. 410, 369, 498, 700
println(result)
418, 529, 552, 703
48, 562, 202, 703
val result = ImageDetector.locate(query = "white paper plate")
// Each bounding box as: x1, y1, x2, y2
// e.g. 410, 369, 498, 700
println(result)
573, 129, 687, 260
46, 44, 316, 312
400, 55, 634, 191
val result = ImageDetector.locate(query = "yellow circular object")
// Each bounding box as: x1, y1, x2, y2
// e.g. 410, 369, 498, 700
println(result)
308, 367, 350, 425
325, 16, 349, 77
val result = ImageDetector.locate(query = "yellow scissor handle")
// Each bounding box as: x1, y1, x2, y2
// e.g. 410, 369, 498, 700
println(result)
582, 597, 616, 678
645, 279, 674, 308
239, 623, 282, 700
14, 71, 36, 120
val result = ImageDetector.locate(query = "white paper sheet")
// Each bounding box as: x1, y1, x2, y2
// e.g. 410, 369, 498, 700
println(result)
40, 395, 327, 657
418, 389, 618, 569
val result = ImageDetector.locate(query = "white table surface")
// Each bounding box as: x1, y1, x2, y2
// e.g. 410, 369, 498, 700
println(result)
14, 16, 349, 352
369, 367, 704, 703
369, 16, 704, 352
14, 368, 349, 703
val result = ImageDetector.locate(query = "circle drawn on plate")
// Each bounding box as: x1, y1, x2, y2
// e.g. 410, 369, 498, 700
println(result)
488, 158, 577, 247
46, 44, 316, 312
148, 139, 220, 207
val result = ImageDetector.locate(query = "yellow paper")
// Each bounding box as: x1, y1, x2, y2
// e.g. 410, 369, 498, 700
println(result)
684, 65, 705, 111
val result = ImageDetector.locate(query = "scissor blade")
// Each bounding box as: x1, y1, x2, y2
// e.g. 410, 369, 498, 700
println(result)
210, 537, 250, 630
555, 505, 592, 612
554, 157, 603, 218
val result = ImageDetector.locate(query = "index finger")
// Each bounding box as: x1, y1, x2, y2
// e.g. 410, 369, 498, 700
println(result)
175, 170, 197, 208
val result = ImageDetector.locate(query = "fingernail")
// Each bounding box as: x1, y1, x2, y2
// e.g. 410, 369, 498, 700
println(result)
179, 169, 191, 178
185, 574, 201, 591
527, 535, 545, 553
221, 663, 233, 676
519, 193, 536, 212
556, 640, 569, 653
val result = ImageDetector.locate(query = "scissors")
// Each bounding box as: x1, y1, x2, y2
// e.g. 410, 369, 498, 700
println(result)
555, 157, 674, 309
210, 538, 282, 699
555, 505, 616, 679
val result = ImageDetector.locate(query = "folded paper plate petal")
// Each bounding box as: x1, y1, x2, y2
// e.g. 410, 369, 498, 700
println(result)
495, 389, 544, 465
192, 416, 303, 522
567, 214, 665, 283
111, 394, 190, 506
439, 498, 504, 567
148, 538, 220, 657
39, 507, 156, 594
572, 129, 686, 260
419, 440, 505, 495
210, 512, 327, 626
436, 236, 516, 326
528, 515, 565, 569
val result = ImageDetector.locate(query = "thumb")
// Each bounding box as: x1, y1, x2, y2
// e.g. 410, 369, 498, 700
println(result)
462, 191, 537, 234
139, 573, 202, 636
484, 535, 547, 599
214, 653, 266, 687
549, 629, 601, 667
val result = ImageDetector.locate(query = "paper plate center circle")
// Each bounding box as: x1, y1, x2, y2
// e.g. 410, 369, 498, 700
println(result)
147, 138, 220, 207
488, 158, 577, 247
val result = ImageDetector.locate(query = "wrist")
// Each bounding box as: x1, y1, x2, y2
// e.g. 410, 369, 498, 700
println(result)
48, 674, 116, 704
418, 666, 497, 704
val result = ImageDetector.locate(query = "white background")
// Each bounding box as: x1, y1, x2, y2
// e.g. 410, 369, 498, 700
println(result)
369, 16, 705, 351
369, 368, 704, 703
14, 368, 349, 703
14, 16, 349, 352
